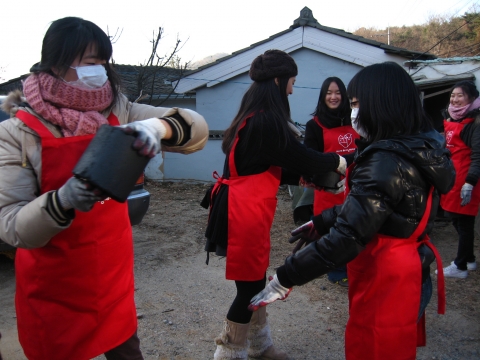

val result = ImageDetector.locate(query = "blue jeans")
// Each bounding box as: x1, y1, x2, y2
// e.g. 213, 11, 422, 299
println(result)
418, 275, 432, 322
327, 266, 347, 282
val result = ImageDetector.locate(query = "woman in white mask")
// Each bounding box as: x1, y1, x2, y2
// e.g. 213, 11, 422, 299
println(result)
0, 17, 208, 360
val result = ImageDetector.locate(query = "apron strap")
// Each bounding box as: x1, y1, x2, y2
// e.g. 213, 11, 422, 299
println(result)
16, 110, 56, 138
228, 114, 254, 178
17, 110, 120, 135
416, 187, 446, 315
106, 112, 120, 126
422, 237, 446, 314
411, 187, 434, 239
314, 116, 327, 130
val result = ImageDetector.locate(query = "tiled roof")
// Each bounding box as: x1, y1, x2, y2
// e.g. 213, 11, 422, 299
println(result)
0, 75, 28, 95
113, 64, 194, 101
0, 65, 193, 100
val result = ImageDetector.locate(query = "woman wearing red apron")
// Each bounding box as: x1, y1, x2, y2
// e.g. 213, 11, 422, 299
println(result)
438, 81, 480, 279
249, 62, 455, 359
0, 17, 208, 360
204, 50, 347, 359
304, 77, 359, 287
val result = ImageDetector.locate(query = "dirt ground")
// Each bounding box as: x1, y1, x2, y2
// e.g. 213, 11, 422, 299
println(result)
1, 181, 479, 360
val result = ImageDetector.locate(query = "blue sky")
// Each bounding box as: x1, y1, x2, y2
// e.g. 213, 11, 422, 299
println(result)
0, 0, 477, 81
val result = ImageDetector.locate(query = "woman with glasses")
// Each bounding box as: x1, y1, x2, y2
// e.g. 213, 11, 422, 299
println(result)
301, 77, 359, 287
249, 62, 455, 360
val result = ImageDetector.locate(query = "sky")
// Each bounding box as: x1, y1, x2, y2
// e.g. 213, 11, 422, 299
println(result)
0, 0, 477, 82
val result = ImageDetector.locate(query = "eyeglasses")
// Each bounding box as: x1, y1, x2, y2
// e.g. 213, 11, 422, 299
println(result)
350, 100, 359, 109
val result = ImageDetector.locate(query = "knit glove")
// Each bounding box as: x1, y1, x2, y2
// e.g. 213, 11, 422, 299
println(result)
161, 107, 208, 154
58, 177, 104, 212
337, 155, 347, 175
288, 220, 321, 254
460, 183, 474, 206
121, 118, 167, 158
248, 275, 292, 311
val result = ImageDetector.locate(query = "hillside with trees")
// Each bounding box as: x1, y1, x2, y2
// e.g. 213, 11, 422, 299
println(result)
354, 10, 480, 57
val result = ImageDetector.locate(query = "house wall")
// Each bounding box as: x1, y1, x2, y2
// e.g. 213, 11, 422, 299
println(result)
290, 48, 362, 124
160, 48, 363, 182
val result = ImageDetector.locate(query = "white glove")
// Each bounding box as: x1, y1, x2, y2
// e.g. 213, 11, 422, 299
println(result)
460, 183, 474, 206
337, 155, 347, 175
248, 274, 292, 311
324, 178, 346, 195
121, 118, 167, 158
58, 177, 104, 212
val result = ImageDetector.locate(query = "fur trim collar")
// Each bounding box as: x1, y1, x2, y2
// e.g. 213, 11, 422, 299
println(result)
1, 89, 25, 117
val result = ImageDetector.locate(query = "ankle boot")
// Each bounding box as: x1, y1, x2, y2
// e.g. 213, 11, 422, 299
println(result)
248, 307, 291, 360
214, 318, 250, 360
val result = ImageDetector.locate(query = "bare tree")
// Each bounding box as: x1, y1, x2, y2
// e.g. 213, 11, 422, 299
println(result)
135, 27, 190, 105
107, 26, 124, 45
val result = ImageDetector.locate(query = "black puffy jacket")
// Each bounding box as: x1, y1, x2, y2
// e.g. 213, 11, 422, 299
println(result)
278, 129, 456, 287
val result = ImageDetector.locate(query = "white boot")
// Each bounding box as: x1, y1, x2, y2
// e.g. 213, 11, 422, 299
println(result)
214, 318, 250, 360
248, 307, 291, 360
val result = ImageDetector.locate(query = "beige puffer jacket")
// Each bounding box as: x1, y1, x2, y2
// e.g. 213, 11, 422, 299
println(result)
0, 91, 208, 248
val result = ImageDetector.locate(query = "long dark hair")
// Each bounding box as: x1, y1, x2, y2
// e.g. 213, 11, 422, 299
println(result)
222, 76, 295, 154
347, 62, 431, 142
30, 17, 121, 105
311, 77, 350, 123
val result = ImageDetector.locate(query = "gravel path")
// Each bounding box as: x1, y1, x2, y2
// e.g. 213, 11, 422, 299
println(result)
0, 182, 479, 359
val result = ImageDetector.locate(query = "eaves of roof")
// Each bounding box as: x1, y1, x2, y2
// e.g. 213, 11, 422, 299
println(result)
291, 22, 436, 61
413, 73, 475, 90
185, 8, 435, 78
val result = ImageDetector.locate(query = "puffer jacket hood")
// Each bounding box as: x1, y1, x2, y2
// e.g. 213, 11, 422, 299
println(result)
356, 129, 455, 195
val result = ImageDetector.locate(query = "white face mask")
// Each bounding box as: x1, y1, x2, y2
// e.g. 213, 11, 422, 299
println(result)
351, 108, 368, 138
68, 65, 108, 89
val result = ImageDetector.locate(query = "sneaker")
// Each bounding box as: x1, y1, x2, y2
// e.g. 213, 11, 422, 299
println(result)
450, 260, 477, 271
436, 263, 468, 279
331, 278, 349, 287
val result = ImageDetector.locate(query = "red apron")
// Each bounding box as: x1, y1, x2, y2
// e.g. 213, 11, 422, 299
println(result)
440, 118, 480, 215
14, 110, 137, 360
312, 117, 358, 215
345, 166, 445, 360
211, 115, 281, 281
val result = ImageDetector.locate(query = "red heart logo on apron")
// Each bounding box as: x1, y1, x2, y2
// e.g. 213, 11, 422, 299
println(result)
446, 131, 453, 144
338, 133, 353, 148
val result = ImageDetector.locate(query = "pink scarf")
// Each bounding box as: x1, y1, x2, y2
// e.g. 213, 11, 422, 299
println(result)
23, 73, 114, 137
448, 97, 480, 121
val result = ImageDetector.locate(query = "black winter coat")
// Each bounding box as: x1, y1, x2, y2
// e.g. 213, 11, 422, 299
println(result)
277, 129, 456, 287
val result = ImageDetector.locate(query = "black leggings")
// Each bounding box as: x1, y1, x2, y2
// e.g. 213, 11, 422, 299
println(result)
227, 276, 266, 324
452, 214, 476, 269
